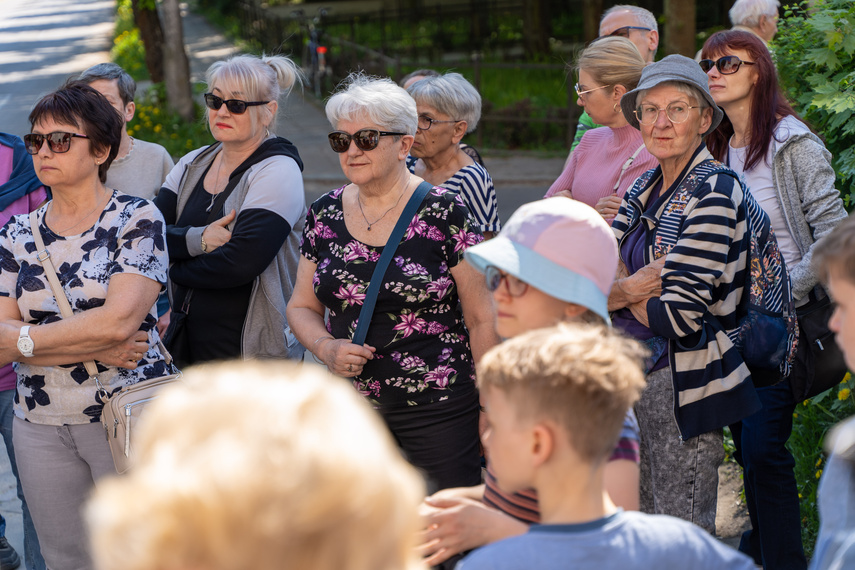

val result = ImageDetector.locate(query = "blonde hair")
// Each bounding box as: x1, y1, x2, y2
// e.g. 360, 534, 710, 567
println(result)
576, 36, 646, 91
206, 53, 302, 131
86, 362, 426, 570
478, 323, 647, 462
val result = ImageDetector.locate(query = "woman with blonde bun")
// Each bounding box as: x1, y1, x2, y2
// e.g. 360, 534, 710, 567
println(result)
155, 54, 307, 364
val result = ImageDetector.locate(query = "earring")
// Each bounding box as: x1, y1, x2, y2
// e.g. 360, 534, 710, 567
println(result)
614, 103, 621, 113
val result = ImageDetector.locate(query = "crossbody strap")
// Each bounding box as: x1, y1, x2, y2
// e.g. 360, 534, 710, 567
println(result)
612, 143, 647, 192
351, 181, 432, 347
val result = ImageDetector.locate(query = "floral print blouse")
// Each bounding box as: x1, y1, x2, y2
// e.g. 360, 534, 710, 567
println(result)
301, 185, 483, 408
0, 192, 170, 426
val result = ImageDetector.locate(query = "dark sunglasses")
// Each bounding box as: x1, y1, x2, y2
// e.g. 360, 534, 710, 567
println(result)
203, 93, 270, 114
327, 129, 406, 153
485, 266, 529, 297
699, 56, 756, 75
23, 132, 89, 155
600, 25, 651, 39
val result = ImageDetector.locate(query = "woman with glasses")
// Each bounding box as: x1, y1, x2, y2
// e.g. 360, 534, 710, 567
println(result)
417, 198, 641, 568
405, 73, 499, 238
702, 30, 847, 570
154, 54, 306, 365
609, 54, 776, 534
0, 81, 171, 570
545, 37, 657, 224
287, 73, 498, 494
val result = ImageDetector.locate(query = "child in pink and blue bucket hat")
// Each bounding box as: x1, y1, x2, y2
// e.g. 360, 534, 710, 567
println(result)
417, 197, 642, 567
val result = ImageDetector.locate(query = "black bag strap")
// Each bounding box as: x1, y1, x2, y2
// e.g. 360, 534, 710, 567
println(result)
351, 181, 432, 347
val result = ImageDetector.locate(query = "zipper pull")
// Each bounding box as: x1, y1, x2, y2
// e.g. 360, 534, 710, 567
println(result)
816, 339, 824, 351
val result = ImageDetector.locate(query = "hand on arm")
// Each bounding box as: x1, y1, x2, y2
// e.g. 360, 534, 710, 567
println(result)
201, 209, 236, 252
607, 257, 665, 311
417, 488, 528, 565
286, 257, 374, 377
594, 194, 624, 222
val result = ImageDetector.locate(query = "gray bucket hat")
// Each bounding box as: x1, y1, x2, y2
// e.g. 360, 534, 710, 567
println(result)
620, 54, 724, 136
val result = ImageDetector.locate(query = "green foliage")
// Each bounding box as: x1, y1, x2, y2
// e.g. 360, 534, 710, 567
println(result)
789, 372, 855, 559
126, 84, 214, 159
775, 0, 855, 207
111, 0, 148, 81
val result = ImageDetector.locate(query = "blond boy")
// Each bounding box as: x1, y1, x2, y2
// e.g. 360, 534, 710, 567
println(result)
457, 323, 755, 569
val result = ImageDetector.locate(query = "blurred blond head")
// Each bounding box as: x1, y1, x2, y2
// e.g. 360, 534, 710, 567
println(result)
87, 361, 426, 570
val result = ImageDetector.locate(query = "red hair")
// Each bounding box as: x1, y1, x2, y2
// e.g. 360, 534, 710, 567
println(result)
702, 30, 803, 171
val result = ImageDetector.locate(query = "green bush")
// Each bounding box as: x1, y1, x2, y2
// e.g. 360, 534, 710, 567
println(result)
775, 0, 855, 208
127, 84, 214, 159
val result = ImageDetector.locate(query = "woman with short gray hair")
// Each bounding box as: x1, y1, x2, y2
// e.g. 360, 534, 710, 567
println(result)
288, 73, 499, 492
407, 73, 500, 237
608, 54, 781, 534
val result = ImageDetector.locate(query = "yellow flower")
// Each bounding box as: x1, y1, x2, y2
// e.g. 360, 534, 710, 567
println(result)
839, 388, 851, 401
793, 413, 799, 419
816, 469, 823, 479
803, 400, 811, 406
798, 493, 802, 499
170, 133, 178, 139
843, 372, 851, 383
153, 124, 162, 133
816, 457, 823, 467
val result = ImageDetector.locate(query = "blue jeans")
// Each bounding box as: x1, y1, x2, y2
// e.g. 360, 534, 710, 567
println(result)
0, 389, 46, 570
730, 377, 807, 570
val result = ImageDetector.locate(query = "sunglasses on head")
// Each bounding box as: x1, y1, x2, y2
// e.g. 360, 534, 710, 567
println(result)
327, 129, 406, 153
203, 93, 270, 114
699, 55, 756, 75
23, 132, 89, 155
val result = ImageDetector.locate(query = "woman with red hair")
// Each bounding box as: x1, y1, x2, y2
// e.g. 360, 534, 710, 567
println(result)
702, 29, 847, 570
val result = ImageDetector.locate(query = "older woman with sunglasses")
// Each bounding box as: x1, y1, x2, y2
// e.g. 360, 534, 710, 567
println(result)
287, 73, 498, 493
0, 81, 171, 570
702, 30, 847, 570
406, 72, 499, 238
545, 37, 657, 223
154, 54, 306, 365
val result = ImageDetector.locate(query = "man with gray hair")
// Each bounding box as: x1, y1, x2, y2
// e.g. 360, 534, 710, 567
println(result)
730, 0, 780, 44
77, 63, 174, 200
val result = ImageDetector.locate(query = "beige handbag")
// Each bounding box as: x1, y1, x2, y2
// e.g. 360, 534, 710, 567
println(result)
29, 210, 180, 474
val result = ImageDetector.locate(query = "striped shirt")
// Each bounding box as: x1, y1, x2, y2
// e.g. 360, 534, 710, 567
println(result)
407, 156, 500, 233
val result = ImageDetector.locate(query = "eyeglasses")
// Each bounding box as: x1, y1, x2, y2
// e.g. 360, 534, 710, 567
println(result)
485, 266, 529, 297
23, 132, 89, 155
698, 56, 756, 75
575, 82, 611, 97
635, 102, 702, 125
327, 129, 406, 153
600, 25, 651, 39
203, 93, 270, 114
417, 115, 459, 130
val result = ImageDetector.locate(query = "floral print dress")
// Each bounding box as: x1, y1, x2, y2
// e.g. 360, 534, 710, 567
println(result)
0, 192, 170, 426
301, 185, 483, 409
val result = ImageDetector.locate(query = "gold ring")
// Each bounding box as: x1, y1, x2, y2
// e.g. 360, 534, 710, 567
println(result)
348, 364, 353, 372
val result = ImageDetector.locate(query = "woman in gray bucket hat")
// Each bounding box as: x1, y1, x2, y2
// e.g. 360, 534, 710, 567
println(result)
608, 54, 778, 534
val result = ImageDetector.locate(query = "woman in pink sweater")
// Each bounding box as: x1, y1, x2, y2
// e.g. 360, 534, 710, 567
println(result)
546, 37, 657, 223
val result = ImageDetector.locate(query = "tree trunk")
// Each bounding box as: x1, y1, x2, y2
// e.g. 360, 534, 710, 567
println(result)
664, 0, 696, 56
583, 0, 603, 43
161, 0, 194, 121
522, 0, 551, 58
130, 0, 164, 83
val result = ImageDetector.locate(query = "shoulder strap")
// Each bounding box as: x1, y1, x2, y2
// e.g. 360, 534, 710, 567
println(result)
612, 143, 647, 192
351, 181, 432, 347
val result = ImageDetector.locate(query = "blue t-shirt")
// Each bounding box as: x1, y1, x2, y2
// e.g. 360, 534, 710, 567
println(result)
456, 510, 755, 570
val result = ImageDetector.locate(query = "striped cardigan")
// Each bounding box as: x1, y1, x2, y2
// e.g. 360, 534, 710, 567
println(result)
612, 145, 761, 440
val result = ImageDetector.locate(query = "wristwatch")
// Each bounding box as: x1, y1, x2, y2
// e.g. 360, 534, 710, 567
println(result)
17, 326, 34, 358
201, 234, 209, 253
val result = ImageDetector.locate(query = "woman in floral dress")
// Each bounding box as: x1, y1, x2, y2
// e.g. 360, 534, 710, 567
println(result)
287, 74, 498, 492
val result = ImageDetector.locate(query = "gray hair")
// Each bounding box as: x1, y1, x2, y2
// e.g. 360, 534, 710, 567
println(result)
398, 68, 440, 88
326, 73, 418, 135
206, 54, 302, 131
634, 80, 707, 109
77, 63, 136, 106
601, 5, 658, 33
729, 0, 780, 27
406, 72, 481, 133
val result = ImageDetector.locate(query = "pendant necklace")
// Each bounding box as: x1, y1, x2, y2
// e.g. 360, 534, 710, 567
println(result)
357, 179, 411, 231
207, 155, 227, 213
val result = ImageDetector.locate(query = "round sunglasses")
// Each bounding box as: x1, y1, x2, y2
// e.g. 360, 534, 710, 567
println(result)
485, 266, 529, 297
203, 93, 270, 114
23, 132, 89, 155
699, 56, 756, 75
328, 129, 406, 153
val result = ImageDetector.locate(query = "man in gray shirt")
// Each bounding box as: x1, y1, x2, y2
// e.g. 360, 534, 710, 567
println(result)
78, 63, 174, 200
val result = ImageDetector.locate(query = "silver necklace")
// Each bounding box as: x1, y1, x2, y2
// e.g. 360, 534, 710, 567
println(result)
207, 155, 228, 213
357, 180, 410, 231
48, 188, 109, 235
